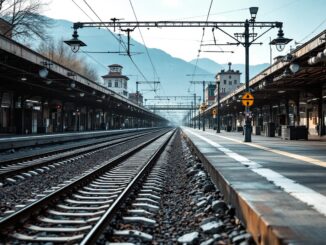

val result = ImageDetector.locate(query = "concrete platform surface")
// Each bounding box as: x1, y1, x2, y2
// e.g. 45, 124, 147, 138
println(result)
182, 127, 326, 245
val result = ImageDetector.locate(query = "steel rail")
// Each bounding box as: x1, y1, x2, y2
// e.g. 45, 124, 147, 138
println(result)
81, 129, 175, 244
0, 129, 163, 181
0, 128, 160, 166
0, 128, 172, 233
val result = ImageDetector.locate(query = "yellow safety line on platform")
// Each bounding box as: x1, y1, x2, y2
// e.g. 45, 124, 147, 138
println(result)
207, 133, 326, 168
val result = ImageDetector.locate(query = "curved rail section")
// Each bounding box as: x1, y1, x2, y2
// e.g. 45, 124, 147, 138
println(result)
0, 129, 163, 183
0, 129, 174, 243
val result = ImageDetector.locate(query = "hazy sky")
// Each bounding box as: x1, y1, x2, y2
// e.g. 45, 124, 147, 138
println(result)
42, 0, 326, 123
44, 0, 326, 65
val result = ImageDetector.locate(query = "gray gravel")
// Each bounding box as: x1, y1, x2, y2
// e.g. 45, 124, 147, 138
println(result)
157, 131, 255, 244
99, 129, 255, 244
0, 130, 165, 217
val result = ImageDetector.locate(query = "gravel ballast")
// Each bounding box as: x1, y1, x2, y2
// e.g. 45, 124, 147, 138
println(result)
98, 130, 255, 244
155, 131, 255, 244
0, 130, 166, 217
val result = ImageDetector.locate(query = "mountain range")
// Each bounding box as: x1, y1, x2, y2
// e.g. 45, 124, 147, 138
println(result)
32, 18, 269, 98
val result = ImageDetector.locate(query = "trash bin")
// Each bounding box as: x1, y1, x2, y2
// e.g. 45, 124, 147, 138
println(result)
252, 126, 261, 135
282, 125, 307, 140
281, 125, 291, 140
264, 122, 275, 137
295, 126, 308, 140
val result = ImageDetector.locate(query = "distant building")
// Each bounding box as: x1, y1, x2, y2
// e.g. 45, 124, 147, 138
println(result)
129, 92, 143, 106
102, 64, 129, 98
215, 62, 241, 99
205, 84, 216, 106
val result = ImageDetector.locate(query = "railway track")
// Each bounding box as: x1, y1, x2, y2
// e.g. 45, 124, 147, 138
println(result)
0, 129, 174, 244
0, 129, 165, 184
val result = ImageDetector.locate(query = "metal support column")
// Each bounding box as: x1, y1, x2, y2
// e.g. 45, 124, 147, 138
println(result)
318, 87, 325, 136
216, 81, 221, 133
202, 80, 206, 131
244, 19, 252, 142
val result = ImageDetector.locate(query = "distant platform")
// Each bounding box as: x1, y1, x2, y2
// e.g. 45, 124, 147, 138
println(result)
0, 128, 151, 151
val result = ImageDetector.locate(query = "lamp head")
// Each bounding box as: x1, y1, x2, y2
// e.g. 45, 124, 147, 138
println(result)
39, 67, 49, 78
64, 29, 86, 53
249, 7, 258, 21
270, 28, 292, 52
45, 80, 52, 85
70, 81, 76, 88
289, 63, 300, 74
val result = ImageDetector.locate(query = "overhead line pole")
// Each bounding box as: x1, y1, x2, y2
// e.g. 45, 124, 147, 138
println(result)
136, 81, 160, 105
190, 81, 215, 131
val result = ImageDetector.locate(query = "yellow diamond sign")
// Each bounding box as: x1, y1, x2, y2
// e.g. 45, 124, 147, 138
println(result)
241, 92, 254, 107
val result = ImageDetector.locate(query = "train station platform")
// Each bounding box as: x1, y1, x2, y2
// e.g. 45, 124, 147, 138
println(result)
181, 127, 326, 245
0, 128, 151, 152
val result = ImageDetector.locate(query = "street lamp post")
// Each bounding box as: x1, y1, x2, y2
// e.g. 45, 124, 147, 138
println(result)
242, 7, 258, 142
244, 19, 252, 142
193, 93, 196, 129
202, 80, 206, 131
216, 81, 221, 133
238, 7, 291, 142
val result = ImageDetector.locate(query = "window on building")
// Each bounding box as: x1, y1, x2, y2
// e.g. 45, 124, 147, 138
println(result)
115, 80, 118, 87
124, 81, 127, 89
224, 80, 227, 85
111, 67, 121, 73
123, 91, 128, 96
234, 80, 237, 84
229, 81, 232, 85
229, 75, 231, 79
108, 81, 112, 87
209, 89, 214, 97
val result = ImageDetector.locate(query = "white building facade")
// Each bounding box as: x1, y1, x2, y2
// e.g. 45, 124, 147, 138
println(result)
102, 64, 129, 98
215, 62, 241, 99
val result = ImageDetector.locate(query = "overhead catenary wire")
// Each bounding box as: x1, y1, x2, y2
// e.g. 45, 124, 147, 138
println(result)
128, 0, 173, 99
81, 51, 107, 69
71, 0, 95, 22
81, 0, 127, 49
70, 0, 151, 95
299, 17, 326, 43
70, 0, 114, 75
81, 0, 150, 83
128, 0, 159, 81
128, 0, 161, 95
188, 0, 214, 93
